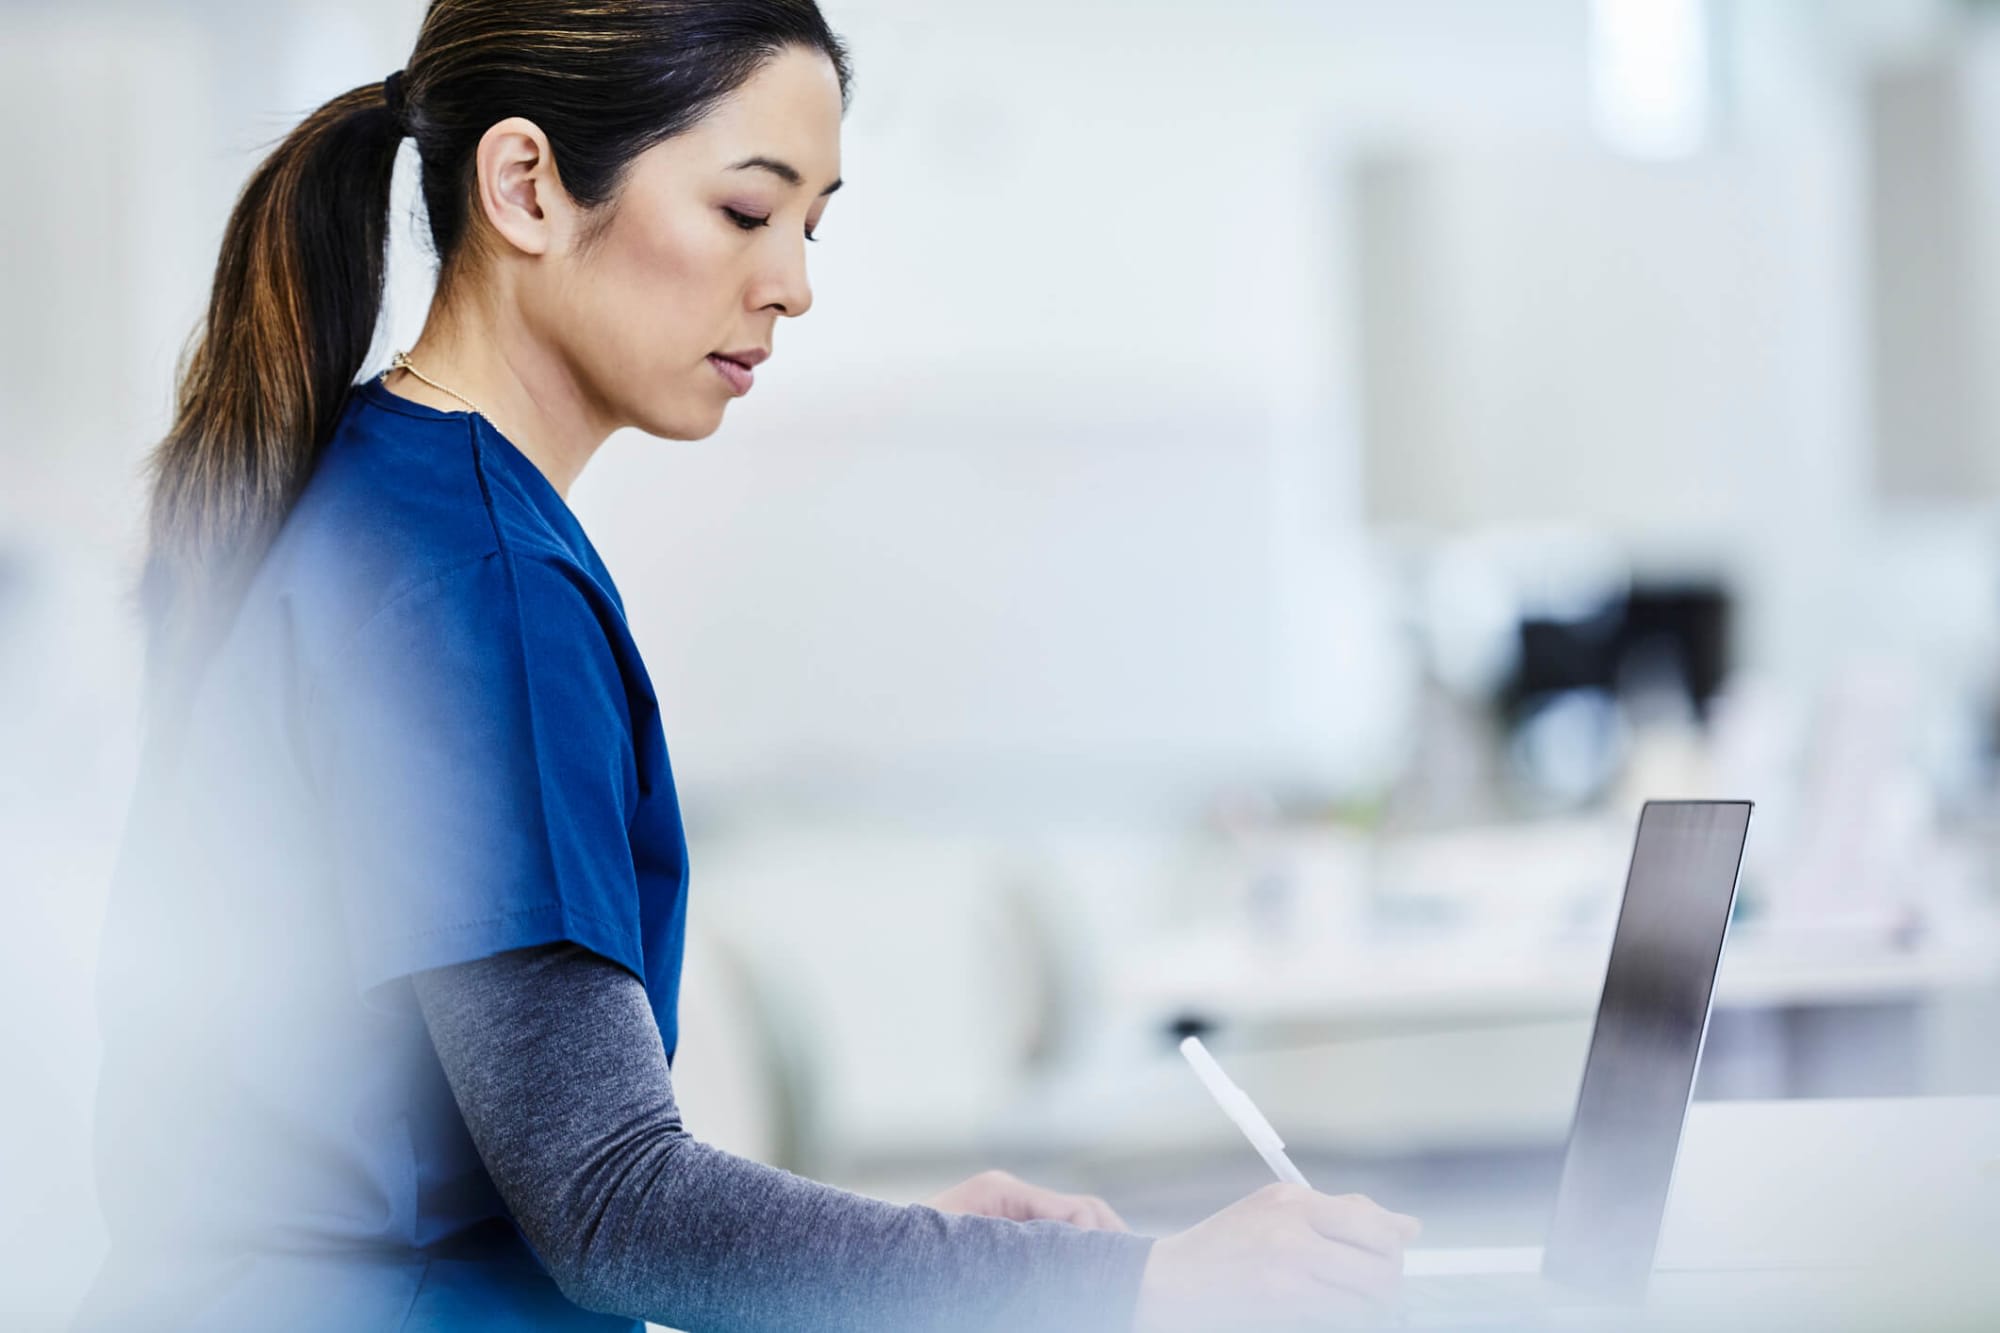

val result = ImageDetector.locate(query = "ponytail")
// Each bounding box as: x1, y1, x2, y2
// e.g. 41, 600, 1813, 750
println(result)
135, 78, 403, 737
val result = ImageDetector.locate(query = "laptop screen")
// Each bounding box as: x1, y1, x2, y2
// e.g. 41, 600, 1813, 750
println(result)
1540, 799, 1753, 1298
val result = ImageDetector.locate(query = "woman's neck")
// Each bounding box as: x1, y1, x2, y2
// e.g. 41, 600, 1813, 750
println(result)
383, 314, 610, 501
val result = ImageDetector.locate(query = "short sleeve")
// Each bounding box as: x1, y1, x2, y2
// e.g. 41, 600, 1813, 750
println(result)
305, 552, 645, 996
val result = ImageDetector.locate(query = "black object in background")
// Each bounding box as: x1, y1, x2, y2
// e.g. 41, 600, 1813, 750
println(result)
1498, 580, 1733, 729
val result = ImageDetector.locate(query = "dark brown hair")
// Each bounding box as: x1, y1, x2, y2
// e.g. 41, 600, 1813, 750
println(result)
136, 0, 852, 739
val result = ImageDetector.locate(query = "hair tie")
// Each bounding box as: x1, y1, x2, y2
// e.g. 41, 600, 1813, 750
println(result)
383, 68, 409, 133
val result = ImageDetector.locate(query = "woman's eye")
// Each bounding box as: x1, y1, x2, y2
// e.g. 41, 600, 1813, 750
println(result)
726, 207, 821, 243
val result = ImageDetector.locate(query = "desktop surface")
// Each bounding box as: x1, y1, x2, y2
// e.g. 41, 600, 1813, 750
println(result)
1400, 1097, 2000, 1330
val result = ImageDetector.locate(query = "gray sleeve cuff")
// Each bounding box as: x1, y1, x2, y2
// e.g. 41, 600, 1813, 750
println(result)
1006, 1220, 1154, 1332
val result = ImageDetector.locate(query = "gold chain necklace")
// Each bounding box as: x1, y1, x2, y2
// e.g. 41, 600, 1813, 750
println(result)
384, 349, 489, 421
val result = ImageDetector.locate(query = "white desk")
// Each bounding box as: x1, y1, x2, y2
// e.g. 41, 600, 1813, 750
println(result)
1407, 1096, 2000, 1328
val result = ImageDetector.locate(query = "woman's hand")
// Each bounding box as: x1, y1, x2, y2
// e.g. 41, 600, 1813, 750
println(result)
1131, 1183, 1421, 1330
922, 1168, 1130, 1232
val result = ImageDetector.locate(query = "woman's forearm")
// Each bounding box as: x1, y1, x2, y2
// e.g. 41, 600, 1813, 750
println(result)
412, 941, 1154, 1333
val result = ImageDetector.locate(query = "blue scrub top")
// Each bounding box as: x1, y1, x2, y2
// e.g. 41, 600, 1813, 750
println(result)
83, 376, 691, 1331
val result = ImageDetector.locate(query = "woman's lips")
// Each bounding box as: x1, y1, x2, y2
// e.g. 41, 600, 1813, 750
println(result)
707, 354, 753, 395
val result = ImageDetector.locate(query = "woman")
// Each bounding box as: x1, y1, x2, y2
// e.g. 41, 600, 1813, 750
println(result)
78, 2, 1419, 1329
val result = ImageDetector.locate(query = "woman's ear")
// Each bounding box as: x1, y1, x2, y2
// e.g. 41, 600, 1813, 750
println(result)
472, 116, 571, 258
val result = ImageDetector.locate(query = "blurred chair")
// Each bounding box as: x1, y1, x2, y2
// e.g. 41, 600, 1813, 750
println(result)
665, 911, 829, 1175
680, 821, 1026, 1175
982, 855, 1111, 1079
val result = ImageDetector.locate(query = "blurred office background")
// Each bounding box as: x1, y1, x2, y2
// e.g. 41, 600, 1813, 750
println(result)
8, 0, 2000, 1324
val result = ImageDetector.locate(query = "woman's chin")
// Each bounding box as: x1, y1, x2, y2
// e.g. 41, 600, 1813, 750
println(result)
634, 404, 725, 443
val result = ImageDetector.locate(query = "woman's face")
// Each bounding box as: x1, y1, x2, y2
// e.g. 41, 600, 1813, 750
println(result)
539, 46, 844, 442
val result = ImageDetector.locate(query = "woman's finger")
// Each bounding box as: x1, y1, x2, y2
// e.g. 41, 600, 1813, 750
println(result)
1300, 1192, 1412, 1259
1078, 1194, 1129, 1232
1050, 1191, 1115, 1230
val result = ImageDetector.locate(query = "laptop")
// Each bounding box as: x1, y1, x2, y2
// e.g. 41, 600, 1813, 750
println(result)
1398, 799, 1755, 1326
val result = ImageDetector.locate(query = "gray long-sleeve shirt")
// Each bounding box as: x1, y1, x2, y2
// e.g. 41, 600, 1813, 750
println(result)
410, 941, 1157, 1332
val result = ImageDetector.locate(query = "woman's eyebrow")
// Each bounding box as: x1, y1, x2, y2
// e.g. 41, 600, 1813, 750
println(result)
727, 155, 843, 196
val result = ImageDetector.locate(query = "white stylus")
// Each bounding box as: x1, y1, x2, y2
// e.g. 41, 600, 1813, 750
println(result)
1179, 1035, 1312, 1187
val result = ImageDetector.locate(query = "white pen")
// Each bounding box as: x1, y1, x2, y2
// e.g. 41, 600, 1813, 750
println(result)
1179, 1035, 1312, 1188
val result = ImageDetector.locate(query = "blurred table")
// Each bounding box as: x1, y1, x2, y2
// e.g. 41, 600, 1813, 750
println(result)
1110, 899, 2000, 1099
